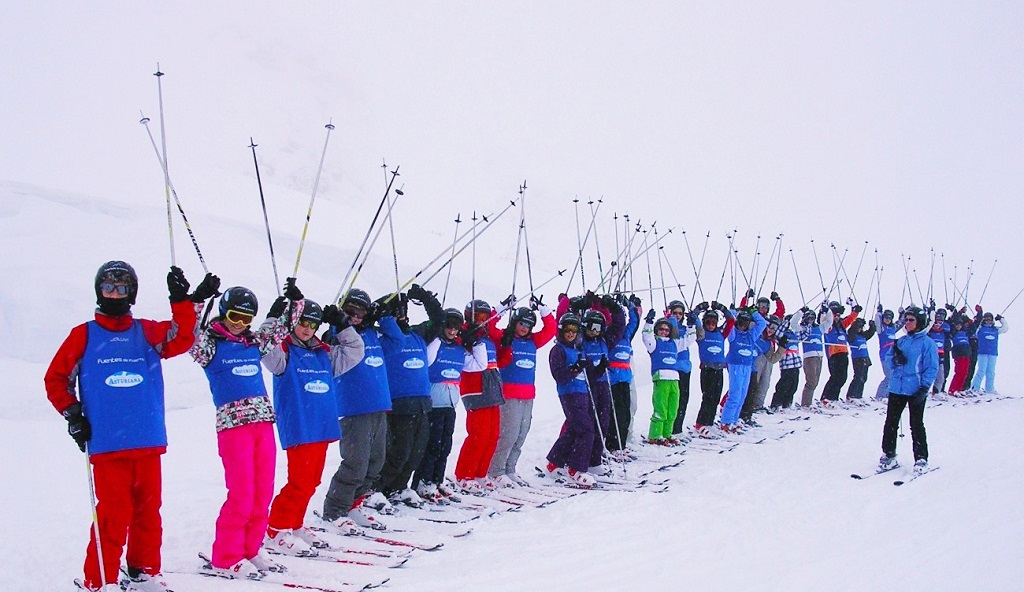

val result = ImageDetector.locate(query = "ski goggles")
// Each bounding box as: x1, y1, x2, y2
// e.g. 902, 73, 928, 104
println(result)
343, 305, 367, 319
298, 318, 321, 330
225, 309, 255, 326
99, 282, 130, 296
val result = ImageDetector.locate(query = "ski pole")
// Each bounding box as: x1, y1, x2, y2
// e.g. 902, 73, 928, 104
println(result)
849, 241, 869, 296
790, 249, 807, 306
471, 211, 478, 307
577, 346, 621, 480
941, 252, 949, 305
715, 232, 734, 302
293, 121, 336, 277
661, 247, 691, 309
773, 234, 783, 292
690, 230, 711, 305
682, 230, 706, 303
385, 172, 404, 293
1000, 286, 1024, 316
605, 220, 668, 292
749, 234, 761, 294
342, 170, 404, 296
755, 234, 781, 296
811, 239, 828, 304
572, 198, 586, 293
564, 198, 605, 293
653, 224, 669, 310
643, 229, 656, 305
589, 198, 607, 292
84, 447, 109, 588
153, 65, 175, 267
510, 182, 528, 298
248, 138, 280, 295
978, 259, 998, 303
474, 268, 567, 328
441, 214, 461, 306
610, 218, 643, 291
139, 114, 209, 273
417, 198, 519, 288
334, 165, 400, 302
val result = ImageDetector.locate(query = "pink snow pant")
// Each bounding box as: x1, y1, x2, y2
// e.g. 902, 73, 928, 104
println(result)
212, 421, 277, 568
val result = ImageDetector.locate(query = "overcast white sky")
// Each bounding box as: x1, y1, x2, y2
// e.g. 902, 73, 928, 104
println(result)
3, 2, 1022, 311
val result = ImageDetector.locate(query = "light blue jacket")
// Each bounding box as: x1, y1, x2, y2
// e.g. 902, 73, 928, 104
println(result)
884, 331, 939, 396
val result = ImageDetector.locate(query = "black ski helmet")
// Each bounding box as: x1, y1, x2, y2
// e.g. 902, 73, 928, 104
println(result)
882, 309, 895, 322
443, 308, 465, 329
300, 300, 324, 325
342, 288, 372, 311
828, 301, 845, 315
668, 300, 686, 314
511, 307, 538, 329
703, 310, 721, 326
934, 308, 947, 321
802, 309, 817, 324
94, 260, 139, 305
582, 309, 607, 333
465, 299, 491, 319
219, 287, 258, 317
983, 311, 995, 322
558, 311, 581, 332
756, 296, 771, 310
736, 310, 753, 326
905, 306, 927, 331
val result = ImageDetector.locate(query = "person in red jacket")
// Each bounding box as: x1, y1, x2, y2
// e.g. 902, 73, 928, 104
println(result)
44, 261, 212, 592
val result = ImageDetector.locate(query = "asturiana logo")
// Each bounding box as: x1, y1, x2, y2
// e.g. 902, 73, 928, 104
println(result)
304, 380, 331, 394
441, 368, 461, 379
615, 351, 630, 360
232, 364, 260, 377
403, 358, 426, 370
707, 346, 723, 354
515, 359, 536, 369
365, 356, 384, 368
105, 371, 144, 388
662, 357, 677, 364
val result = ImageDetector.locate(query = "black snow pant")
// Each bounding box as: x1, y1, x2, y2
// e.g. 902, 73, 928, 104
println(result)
769, 367, 801, 409
696, 366, 724, 427
846, 357, 871, 400
607, 381, 633, 451
882, 393, 928, 461
375, 397, 432, 496
821, 353, 849, 402
413, 406, 457, 489
671, 371, 692, 435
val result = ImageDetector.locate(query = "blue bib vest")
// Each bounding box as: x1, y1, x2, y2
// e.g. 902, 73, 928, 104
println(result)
849, 333, 870, 359
698, 330, 727, 365
381, 330, 431, 400
272, 343, 341, 449
429, 340, 466, 384
608, 338, 634, 384
951, 329, 969, 348
554, 343, 589, 396
877, 324, 897, 354
204, 339, 268, 407
928, 326, 948, 354
79, 321, 166, 454
334, 327, 391, 417
824, 325, 848, 348
801, 326, 824, 354
649, 338, 679, 374
500, 337, 538, 386
581, 337, 610, 383
727, 328, 759, 366
977, 325, 1000, 355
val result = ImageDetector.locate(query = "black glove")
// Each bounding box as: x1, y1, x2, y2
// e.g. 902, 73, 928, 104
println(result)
283, 277, 303, 301
566, 360, 585, 375
891, 342, 907, 366
852, 304, 863, 313
600, 294, 616, 309
267, 296, 288, 319
819, 302, 828, 314
928, 298, 936, 311
911, 386, 929, 405
500, 293, 516, 307
712, 301, 725, 312
945, 303, 955, 312
63, 403, 91, 453
190, 272, 221, 303
595, 356, 610, 372
501, 326, 515, 347
877, 303, 884, 313
615, 293, 629, 307
460, 324, 482, 348
645, 309, 657, 324
569, 295, 588, 311
777, 334, 789, 347
628, 294, 642, 308
167, 266, 190, 303
745, 288, 755, 298
697, 302, 709, 312
995, 314, 1003, 321
530, 294, 545, 310
322, 304, 350, 330
868, 320, 877, 330
770, 291, 779, 301
408, 283, 431, 303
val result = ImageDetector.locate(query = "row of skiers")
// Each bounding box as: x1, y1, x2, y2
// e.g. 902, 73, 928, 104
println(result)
45, 262, 1009, 591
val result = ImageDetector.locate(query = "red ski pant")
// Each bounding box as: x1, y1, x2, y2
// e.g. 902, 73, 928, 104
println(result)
455, 406, 500, 480
948, 355, 970, 394
212, 422, 277, 568
83, 451, 163, 588
267, 441, 329, 532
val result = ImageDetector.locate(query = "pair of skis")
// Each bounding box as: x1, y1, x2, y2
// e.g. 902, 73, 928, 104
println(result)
850, 465, 941, 486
